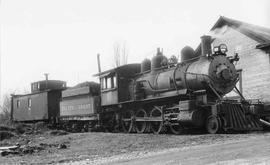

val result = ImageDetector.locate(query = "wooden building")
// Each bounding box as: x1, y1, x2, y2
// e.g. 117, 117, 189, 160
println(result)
197, 16, 270, 101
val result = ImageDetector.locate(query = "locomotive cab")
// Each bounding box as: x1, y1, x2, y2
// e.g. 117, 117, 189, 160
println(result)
95, 64, 141, 107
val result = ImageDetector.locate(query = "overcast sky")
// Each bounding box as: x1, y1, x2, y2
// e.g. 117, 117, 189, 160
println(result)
0, 0, 270, 99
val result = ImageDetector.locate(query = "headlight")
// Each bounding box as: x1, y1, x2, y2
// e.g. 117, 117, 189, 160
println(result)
219, 44, 228, 53
213, 46, 219, 53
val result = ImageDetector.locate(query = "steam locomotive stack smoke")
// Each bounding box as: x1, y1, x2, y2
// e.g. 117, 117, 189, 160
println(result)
201, 35, 212, 57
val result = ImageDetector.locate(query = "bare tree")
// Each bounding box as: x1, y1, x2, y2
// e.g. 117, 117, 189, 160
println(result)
0, 94, 12, 124
113, 42, 121, 67
113, 42, 129, 67
121, 42, 128, 65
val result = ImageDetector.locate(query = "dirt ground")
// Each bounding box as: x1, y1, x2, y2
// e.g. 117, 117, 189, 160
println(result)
1, 128, 270, 164
92, 134, 270, 165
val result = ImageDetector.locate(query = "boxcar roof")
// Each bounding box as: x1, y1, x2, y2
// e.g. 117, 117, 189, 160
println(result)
12, 89, 58, 98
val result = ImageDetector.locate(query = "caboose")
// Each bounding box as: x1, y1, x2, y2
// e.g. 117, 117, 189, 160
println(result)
11, 78, 66, 123
95, 35, 263, 134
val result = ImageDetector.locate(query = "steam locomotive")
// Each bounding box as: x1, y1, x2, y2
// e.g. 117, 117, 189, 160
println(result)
11, 35, 268, 134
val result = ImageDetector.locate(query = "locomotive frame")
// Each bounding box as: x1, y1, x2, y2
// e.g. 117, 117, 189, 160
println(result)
96, 65, 262, 134
94, 36, 263, 134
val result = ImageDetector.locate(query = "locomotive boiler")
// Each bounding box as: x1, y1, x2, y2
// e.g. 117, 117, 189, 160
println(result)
134, 36, 238, 101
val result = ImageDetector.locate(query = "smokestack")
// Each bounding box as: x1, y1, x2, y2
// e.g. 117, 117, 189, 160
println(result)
201, 35, 212, 57
97, 54, 101, 73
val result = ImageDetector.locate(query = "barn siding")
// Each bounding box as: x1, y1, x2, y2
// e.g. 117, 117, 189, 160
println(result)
213, 26, 270, 101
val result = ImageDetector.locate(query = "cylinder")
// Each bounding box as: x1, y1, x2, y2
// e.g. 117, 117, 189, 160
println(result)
201, 35, 212, 57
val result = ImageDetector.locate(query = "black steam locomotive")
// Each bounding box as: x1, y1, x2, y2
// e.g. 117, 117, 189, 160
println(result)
11, 35, 268, 134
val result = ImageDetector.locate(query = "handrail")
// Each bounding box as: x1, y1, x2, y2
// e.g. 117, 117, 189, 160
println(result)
137, 79, 170, 92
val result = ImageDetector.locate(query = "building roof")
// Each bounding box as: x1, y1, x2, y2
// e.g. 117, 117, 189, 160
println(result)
212, 16, 270, 43
195, 16, 270, 54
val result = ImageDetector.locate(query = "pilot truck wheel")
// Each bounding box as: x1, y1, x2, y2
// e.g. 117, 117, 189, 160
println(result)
206, 115, 219, 134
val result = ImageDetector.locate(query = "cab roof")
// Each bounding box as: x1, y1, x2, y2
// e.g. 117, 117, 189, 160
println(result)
94, 63, 141, 78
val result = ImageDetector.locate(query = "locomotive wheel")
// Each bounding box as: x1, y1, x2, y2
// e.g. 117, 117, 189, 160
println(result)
150, 106, 164, 134
121, 110, 134, 133
170, 123, 184, 135
206, 115, 219, 134
135, 109, 148, 133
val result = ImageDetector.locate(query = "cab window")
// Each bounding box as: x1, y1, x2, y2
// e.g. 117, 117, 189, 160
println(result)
101, 74, 117, 90
113, 76, 117, 88
101, 78, 106, 89
107, 77, 112, 88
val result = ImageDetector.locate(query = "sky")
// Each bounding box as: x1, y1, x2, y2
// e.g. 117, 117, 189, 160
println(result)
0, 0, 270, 100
